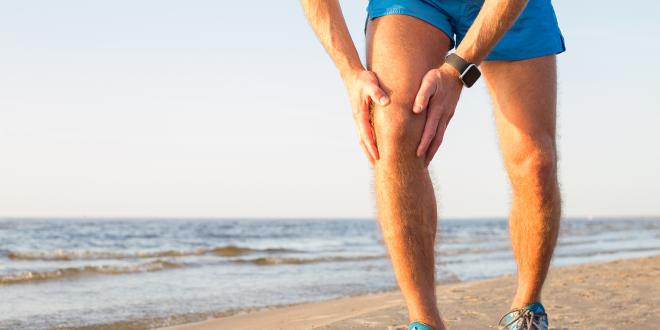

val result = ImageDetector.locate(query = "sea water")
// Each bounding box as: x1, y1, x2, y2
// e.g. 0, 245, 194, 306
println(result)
1, 218, 659, 329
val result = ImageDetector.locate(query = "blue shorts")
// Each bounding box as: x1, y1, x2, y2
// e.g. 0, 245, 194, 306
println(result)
365, 0, 566, 61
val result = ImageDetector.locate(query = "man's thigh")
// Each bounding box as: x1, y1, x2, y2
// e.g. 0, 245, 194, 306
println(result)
480, 55, 558, 174
366, 15, 450, 162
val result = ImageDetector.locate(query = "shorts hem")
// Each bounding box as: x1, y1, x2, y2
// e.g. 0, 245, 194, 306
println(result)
485, 48, 565, 61
485, 34, 567, 61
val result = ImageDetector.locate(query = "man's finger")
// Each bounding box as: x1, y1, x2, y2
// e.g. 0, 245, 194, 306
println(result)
424, 119, 449, 166
359, 138, 375, 167
416, 105, 442, 157
366, 85, 390, 106
413, 72, 438, 114
358, 122, 379, 161
356, 100, 379, 160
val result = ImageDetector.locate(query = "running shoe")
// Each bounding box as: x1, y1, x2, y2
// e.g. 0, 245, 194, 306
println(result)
408, 321, 434, 330
497, 302, 548, 330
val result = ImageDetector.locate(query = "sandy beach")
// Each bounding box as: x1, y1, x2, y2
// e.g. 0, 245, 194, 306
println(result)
162, 255, 660, 329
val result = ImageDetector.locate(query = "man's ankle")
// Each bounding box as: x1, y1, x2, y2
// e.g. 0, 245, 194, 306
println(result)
510, 296, 542, 310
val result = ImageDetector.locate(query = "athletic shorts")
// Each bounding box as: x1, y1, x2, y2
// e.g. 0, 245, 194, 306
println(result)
365, 0, 566, 61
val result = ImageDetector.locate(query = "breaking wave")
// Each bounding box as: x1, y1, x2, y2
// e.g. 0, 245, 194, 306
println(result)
0, 260, 181, 285
6, 245, 295, 261
234, 255, 385, 266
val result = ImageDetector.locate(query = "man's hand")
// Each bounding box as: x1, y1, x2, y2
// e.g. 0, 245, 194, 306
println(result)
413, 64, 463, 167
345, 70, 390, 166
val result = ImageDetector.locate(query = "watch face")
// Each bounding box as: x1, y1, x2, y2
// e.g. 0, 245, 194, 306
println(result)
460, 64, 481, 88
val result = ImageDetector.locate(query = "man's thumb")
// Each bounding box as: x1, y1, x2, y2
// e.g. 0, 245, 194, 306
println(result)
370, 87, 390, 106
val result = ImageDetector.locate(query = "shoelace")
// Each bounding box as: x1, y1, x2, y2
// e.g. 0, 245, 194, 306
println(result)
497, 308, 547, 330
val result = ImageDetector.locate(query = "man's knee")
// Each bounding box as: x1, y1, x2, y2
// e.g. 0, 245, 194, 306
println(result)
506, 137, 558, 195
371, 91, 426, 168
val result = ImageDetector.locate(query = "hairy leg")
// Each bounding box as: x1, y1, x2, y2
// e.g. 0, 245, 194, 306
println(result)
481, 55, 562, 309
366, 15, 450, 329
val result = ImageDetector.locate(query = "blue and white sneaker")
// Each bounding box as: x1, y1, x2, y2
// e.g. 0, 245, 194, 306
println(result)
497, 302, 548, 330
408, 321, 434, 330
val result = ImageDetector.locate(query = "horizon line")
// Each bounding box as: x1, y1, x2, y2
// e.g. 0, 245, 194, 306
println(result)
1, 215, 659, 221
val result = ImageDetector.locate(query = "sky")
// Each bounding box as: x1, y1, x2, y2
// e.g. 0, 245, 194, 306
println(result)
0, 1, 658, 219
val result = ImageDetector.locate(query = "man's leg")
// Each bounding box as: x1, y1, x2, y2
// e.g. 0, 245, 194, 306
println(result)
366, 15, 450, 329
481, 55, 562, 309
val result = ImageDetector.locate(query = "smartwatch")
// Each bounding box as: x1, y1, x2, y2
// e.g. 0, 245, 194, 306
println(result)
444, 53, 481, 88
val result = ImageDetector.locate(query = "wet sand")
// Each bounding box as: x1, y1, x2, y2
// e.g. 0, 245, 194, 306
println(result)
162, 255, 660, 329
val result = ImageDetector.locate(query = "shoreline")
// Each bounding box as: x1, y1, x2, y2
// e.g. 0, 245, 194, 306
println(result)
161, 255, 660, 329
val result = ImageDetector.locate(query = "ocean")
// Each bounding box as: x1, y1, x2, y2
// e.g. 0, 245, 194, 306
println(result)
1, 218, 659, 329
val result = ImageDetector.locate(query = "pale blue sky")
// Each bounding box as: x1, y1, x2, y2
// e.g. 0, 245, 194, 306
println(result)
0, 1, 658, 218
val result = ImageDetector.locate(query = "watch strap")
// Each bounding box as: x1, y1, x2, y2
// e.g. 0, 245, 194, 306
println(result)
444, 53, 480, 87
445, 53, 470, 75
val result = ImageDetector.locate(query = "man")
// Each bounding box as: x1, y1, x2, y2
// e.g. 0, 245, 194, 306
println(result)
300, 0, 564, 329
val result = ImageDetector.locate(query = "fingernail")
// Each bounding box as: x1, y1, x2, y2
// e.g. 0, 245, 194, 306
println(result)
379, 96, 389, 105
413, 105, 421, 113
